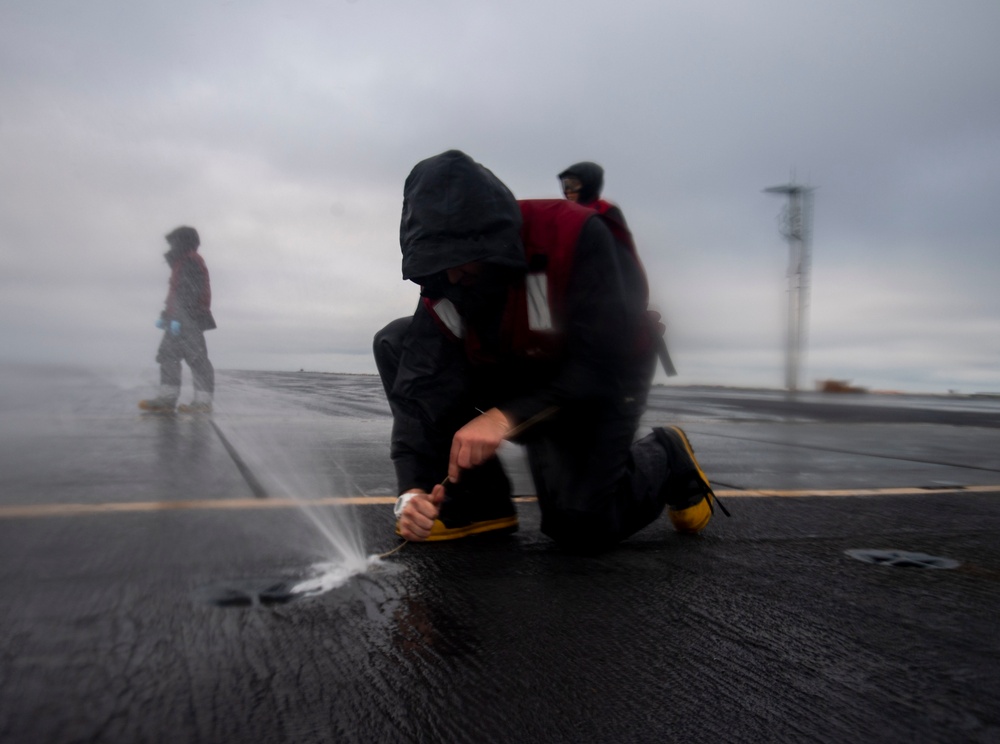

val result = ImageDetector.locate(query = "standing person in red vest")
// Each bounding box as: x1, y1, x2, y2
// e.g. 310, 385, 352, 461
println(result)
139, 226, 217, 414
374, 150, 723, 551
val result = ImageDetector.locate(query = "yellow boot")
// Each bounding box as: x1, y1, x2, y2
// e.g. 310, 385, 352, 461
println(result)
655, 426, 728, 534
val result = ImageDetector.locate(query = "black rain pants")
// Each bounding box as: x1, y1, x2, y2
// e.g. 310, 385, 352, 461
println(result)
375, 316, 683, 551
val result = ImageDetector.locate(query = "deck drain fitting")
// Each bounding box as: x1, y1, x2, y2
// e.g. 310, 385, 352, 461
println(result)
845, 549, 960, 569
199, 580, 305, 608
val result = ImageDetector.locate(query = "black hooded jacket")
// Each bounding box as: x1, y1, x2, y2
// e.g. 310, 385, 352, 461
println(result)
400, 150, 525, 281
387, 151, 649, 492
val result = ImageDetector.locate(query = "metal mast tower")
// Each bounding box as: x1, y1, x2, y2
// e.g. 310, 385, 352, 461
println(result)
764, 182, 815, 392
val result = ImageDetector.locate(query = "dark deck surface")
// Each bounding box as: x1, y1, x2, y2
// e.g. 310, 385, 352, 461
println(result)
2, 366, 999, 743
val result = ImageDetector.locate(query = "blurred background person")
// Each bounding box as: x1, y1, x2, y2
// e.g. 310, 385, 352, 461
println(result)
139, 226, 217, 414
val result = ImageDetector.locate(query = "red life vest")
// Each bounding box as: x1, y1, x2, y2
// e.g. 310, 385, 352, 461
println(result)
424, 198, 651, 364
499, 199, 592, 360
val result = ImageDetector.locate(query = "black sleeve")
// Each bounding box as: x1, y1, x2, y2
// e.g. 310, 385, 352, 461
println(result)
500, 217, 641, 423
387, 302, 474, 492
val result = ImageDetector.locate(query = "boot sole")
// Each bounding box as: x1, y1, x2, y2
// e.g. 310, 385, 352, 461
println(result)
396, 515, 519, 542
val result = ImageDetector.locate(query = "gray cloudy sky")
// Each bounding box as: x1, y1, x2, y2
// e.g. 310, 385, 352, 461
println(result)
2, 0, 998, 393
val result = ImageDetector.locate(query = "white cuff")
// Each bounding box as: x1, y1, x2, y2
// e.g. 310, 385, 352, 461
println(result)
393, 491, 420, 519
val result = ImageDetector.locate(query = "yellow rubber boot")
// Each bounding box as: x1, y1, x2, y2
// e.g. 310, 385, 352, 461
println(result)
669, 497, 713, 534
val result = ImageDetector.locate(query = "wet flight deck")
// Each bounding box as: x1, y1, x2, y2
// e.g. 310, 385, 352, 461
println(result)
1, 366, 998, 743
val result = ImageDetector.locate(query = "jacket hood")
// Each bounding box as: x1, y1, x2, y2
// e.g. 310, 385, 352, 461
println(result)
164, 225, 200, 266
558, 161, 604, 205
400, 150, 525, 282
166, 225, 200, 250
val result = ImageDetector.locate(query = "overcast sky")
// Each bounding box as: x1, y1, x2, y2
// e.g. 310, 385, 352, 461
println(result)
2, 0, 998, 394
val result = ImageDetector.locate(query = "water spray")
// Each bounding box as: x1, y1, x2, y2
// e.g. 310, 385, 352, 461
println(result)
208, 404, 558, 606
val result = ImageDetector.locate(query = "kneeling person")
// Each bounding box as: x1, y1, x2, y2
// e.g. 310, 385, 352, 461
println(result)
374, 150, 721, 550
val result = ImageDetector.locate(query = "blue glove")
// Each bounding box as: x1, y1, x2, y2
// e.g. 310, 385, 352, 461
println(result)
170, 320, 181, 336
155, 318, 165, 330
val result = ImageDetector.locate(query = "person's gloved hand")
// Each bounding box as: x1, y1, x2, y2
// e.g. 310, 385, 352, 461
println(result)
155, 318, 165, 330
169, 320, 181, 336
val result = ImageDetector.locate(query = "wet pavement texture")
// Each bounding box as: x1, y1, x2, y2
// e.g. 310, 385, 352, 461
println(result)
1, 365, 999, 743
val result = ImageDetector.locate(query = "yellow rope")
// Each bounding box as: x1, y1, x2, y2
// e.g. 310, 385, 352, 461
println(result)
378, 539, 408, 559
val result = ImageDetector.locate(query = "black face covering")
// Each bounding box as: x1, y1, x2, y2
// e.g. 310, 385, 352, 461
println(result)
164, 245, 187, 267
447, 269, 510, 312
418, 272, 449, 299
421, 266, 518, 352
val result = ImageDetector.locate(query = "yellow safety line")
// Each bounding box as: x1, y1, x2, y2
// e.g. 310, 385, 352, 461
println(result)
0, 496, 394, 519
714, 485, 1000, 498
0, 486, 998, 520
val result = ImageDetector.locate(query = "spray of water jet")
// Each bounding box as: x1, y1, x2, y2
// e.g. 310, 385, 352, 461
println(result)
209, 375, 392, 591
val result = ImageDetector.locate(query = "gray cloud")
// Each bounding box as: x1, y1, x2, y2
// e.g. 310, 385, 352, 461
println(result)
1, 0, 998, 392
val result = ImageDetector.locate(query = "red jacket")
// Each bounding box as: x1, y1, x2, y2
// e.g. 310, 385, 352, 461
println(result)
164, 249, 216, 331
